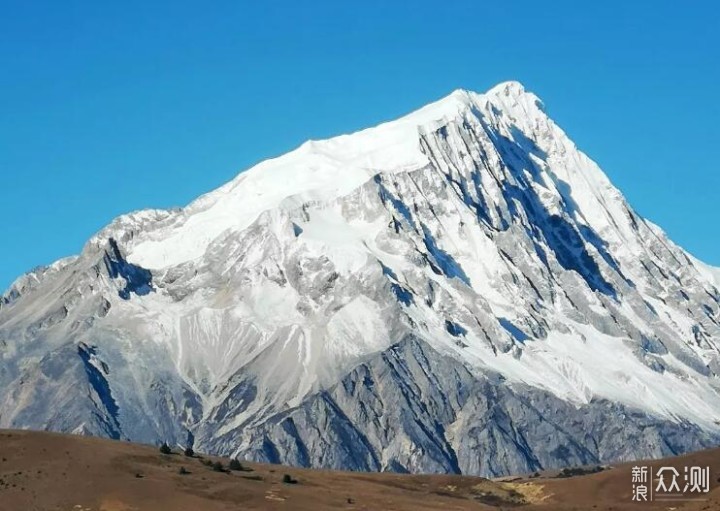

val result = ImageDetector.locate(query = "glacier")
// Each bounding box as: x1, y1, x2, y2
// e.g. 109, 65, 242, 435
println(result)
1, 81, 720, 476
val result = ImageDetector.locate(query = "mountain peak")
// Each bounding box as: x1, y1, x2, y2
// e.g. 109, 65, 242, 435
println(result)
417, 82, 544, 129
487, 80, 528, 97
439, 81, 531, 106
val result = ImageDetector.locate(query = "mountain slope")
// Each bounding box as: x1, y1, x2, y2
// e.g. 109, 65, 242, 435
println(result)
1, 81, 720, 476
2, 429, 719, 511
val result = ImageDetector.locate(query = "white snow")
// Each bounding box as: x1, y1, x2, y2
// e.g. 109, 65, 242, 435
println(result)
100, 82, 720, 431
688, 253, 720, 289
127, 89, 481, 269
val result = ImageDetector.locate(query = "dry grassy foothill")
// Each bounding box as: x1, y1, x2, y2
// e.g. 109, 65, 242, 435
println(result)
0, 430, 719, 510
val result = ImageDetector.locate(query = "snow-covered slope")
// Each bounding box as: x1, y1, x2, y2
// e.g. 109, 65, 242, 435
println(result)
2, 81, 720, 476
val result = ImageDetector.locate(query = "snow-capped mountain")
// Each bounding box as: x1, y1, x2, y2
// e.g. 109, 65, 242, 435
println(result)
2, 81, 719, 477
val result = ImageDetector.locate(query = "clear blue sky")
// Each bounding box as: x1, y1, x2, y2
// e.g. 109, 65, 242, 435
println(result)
1, 0, 718, 291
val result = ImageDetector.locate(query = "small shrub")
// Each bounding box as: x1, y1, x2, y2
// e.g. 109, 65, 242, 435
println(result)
159, 442, 172, 455
211, 461, 225, 472
184, 446, 194, 457
201, 459, 213, 467
228, 458, 243, 471
475, 494, 508, 506
178, 466, 190, 475
282, 473, 297, 484
555, 466, 604, 478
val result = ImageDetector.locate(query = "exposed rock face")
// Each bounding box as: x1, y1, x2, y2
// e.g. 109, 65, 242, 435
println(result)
1, 82, 719, 476
238, 337, 713, 477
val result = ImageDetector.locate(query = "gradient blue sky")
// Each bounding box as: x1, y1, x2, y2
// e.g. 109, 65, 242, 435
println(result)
1, 1, 718, 290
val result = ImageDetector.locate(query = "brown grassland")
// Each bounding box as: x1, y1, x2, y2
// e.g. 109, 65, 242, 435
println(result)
0, 430, 718, 510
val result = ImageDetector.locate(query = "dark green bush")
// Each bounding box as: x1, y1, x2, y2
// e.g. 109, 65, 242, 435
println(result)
556, 466, 604, 478
282, 473, 297, 484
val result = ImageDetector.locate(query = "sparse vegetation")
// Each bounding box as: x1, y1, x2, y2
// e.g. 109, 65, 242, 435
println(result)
555, 466, 604, 478
7, 429, 720, 510
228, 458, 243, 471
159, 442, 172, 455
184, 446, 194, 457
470, 481, 528, 507
211, 461, 225, 472
282, 473, 298, 484
473, 488, 525, 507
